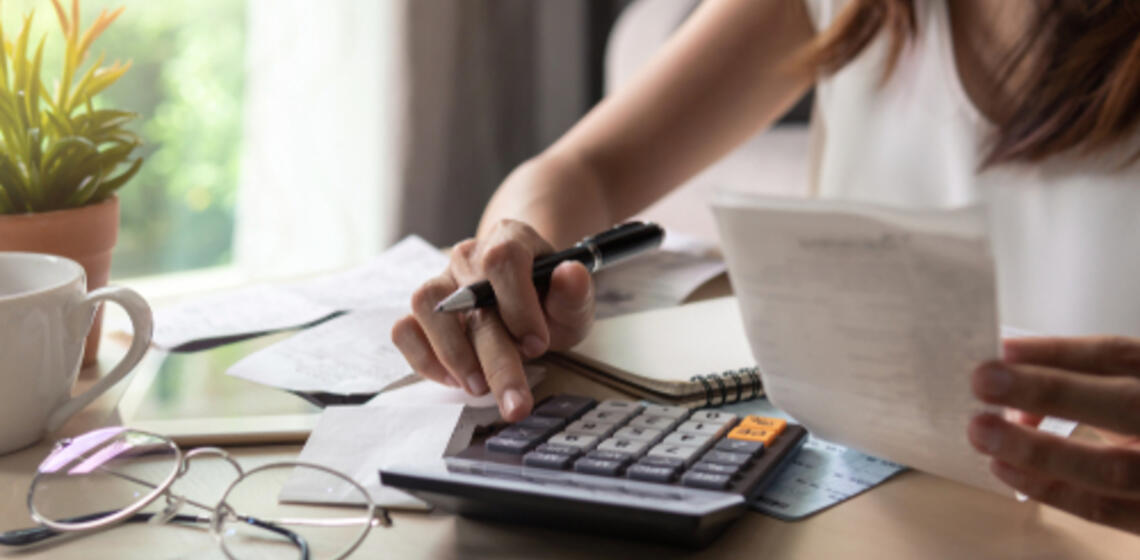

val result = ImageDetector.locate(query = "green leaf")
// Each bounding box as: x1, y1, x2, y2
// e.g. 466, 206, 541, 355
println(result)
91, 155, 141, 200
0, 153, 30, 212
64, 173, 100, 207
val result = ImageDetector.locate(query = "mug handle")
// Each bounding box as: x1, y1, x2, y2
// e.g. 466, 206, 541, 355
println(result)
45, 286, 154, 433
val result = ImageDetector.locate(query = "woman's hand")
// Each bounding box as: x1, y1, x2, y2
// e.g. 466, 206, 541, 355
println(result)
968, 336, 1140, 533
391, 219, 595, 421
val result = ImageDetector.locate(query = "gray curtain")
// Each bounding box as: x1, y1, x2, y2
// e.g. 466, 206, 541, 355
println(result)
394, 0, 627, 247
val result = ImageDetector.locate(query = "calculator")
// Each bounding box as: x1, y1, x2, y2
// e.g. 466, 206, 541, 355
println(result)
379, 394, 808, 546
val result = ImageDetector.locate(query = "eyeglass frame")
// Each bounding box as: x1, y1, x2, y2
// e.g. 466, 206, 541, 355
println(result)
16, 427, 391, 560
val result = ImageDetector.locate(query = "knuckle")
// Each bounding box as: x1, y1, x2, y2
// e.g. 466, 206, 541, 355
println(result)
390, 316, 417, 347
1084, 497, 1121, 526
1106, 336, 1140, 371
411, 279, 450, 314
1100, 451, 1140, 492
450, 239, 478, 266
1027, 371, 1064, 409
480, 240, 526, 273
1014, 438, 1050, 469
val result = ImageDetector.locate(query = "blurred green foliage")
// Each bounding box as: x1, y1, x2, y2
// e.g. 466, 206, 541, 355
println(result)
1, 0, 245, 277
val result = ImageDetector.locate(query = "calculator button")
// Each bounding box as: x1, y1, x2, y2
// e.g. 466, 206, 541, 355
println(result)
690, 461, 741, 477
714, 438, 765, 457
535, 443, 583, 457
595, 438, 650, 457
573, 457, 626, 477
642, 404, 689, 419
533, 395, 596, 419
546, 432, 600, 451
565, 420, 618, 438
495, 426, 550, 444
626, 463, 680, 483
595, 400, 643, 415
516, 415, 566, 433
522, 451, 575, 470
741, 415, 787, 436
485, 436, 536, 454
727, 425, 778, 445
675, 420, 730, 438
627, 415, 678, 431
585, 450, 634, 464
681, 470, 733, 490
638, 455, 685, 469
613, 426, 664, 443
700, 450, 751, 467
580, 408, 638, 425
689, 410, 738, 425
661, 432, 714, 450
646, 444, 702, 466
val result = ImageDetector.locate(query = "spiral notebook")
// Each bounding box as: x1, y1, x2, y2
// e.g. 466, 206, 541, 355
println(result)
552, 297, 762, 407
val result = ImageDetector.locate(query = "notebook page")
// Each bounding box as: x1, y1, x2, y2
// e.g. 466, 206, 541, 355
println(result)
713, 193, 1007, 495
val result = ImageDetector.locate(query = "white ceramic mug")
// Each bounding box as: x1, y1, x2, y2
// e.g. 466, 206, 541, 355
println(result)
0, 252, 152, 454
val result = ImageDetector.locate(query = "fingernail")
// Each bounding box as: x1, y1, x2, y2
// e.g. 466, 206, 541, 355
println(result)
522, 335, 546, 359
466, 373, 488, 395
503, 388, 524, 418
977, 365, 1013, 399
972, 418, 1004, 454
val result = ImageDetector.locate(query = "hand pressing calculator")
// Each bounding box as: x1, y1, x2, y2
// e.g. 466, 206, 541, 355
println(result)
380, 394, 808, 546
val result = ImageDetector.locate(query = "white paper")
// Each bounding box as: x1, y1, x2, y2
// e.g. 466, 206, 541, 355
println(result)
227, 307, 413, 394
279, 404, 467, 509
151, 286, 338, 349
713, 193, 1008, 494
593, 231, 726, 318
366, 365, 547, 428
148, 235, 447, 350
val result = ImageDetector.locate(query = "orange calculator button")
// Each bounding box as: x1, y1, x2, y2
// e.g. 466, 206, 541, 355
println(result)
727, 425, 777, 445
741, 415, 787, 435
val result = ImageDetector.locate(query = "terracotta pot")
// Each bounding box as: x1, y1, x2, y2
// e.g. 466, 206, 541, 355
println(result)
0, 197, 119, 367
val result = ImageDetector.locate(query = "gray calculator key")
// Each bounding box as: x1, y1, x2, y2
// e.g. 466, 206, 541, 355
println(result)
546, 432, 599, 450
642, 404, 689, 419
533, 395, 596, 419
714, 439, 764, 457
646, 444, 702, 465
690, 461, 741, 476
595, 400, 643, 415
613, 426, 663, 443
580, 408, 638, 425
626, 463, 680, 483
627, 415, 678, 431
517, 415, 566, 433
565, 419, 617, 438
701, 450, 751, 467
689, 410, 738, 426
681, 470, 733, 490
536, 443, 583, 457
595, 438, 650, 457
675, 420, 730, 438
485, 436, 535, 454
639, 455, 685, 469
523, 451, 575, 470
573, 457, 626, 477
495, 426, 549, 443
585, 450, 634, 464
661, 432, 714, 450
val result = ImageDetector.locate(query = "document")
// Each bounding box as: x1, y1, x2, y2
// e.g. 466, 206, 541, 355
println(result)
593, 231, 726, 318
713, 193, 1008, 494
149, 236, 447, 349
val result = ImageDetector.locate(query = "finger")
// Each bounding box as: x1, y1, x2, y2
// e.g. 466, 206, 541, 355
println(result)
969, 413, 1140, 499
544, 260, 595, 350
990, 460, 1140, 534
973, 361, 1140, 434
1004, 408, 1044, 428
1004, 336, 1140, 377
477, 221, 555, 355
411, 275, 486, 394
391, 315, 458, 388
467, 309, 533, 421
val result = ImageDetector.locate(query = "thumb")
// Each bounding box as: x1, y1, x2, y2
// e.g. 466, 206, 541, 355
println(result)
544, 261, 595, 350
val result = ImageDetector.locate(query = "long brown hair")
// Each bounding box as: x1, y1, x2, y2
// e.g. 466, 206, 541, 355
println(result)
800, 0, 1140, 167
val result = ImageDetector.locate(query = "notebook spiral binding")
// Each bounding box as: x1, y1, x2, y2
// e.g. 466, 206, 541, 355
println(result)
690, 367, 763, 408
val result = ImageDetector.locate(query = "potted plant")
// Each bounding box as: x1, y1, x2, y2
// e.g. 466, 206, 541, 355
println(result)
0, 0, 142, 366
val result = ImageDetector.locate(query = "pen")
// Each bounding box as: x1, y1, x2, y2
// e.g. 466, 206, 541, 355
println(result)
434, 221, 665, 313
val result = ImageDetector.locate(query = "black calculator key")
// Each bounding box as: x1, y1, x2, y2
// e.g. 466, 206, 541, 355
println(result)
523, 451, 575, 470
681, 470, 733, 490
533, 395, 596, 419
690, 461, 741, 477
485, 436, 535, 454
585, 450, 633, 464
700, 450, 751, 467
536, 443, 583, 457
626, 463, 680, 483
638, 455, 685, 469
517, 415, 566, 432
714, 438, 764, 457
573, 457, 626, 477
496, 426, 549, 443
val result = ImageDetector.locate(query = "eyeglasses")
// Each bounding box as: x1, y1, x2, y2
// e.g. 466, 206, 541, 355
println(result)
0, 427, 391, 559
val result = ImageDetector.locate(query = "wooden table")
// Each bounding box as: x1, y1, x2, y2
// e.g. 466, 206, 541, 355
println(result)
3, 328, 1140, 560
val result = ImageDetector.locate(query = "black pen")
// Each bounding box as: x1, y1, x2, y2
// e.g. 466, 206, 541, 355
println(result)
434, 222, 665, 313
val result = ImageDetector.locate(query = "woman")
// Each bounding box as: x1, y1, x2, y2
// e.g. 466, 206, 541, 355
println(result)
391, 0, 1140, 533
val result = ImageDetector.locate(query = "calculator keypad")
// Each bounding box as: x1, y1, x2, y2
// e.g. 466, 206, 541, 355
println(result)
501, 396, 792, 493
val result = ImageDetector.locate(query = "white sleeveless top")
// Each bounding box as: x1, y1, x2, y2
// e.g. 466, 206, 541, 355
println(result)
803, 0, 1140, 337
